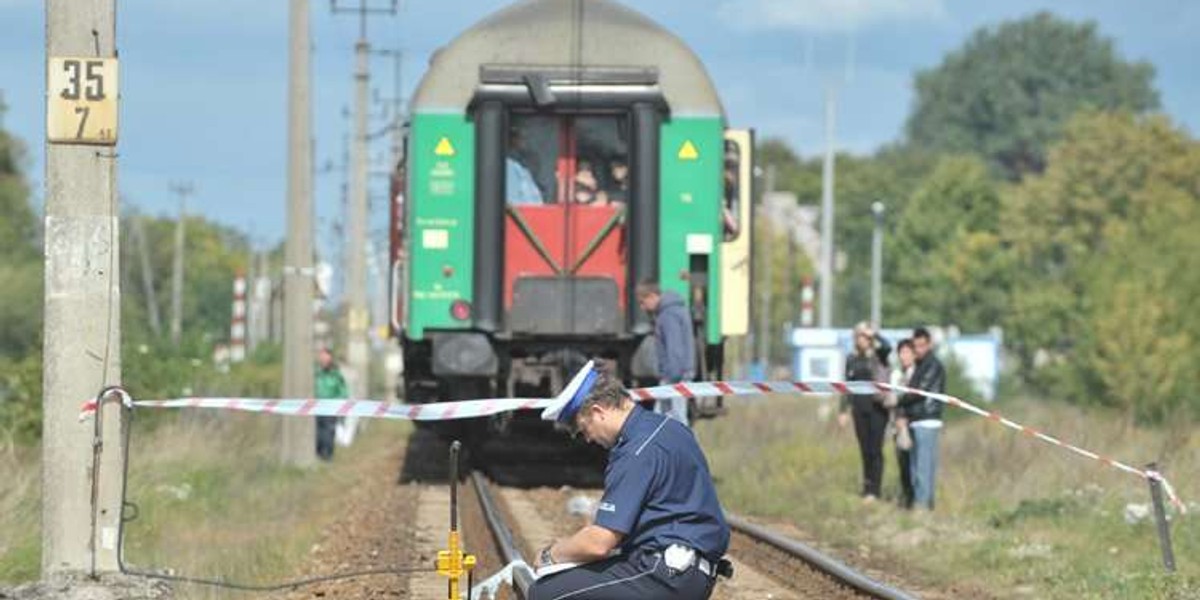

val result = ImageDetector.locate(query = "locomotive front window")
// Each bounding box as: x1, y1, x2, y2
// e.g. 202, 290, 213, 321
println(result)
507, 115, 557, 205
506, 114, 629, 205
573, 116, 629, 206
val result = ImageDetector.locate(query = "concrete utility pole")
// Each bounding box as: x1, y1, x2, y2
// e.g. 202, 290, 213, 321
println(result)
347, 31, 370, 400
333, 0, 396, 401
168, 181, 193, 344
132, 213, 162, 337
818, 86, 837, 328
281, 0, 317, 466
249, 251, 270, 352
757, 166, 776, 368
43, 0, 123, 578
870, 201, 885, 328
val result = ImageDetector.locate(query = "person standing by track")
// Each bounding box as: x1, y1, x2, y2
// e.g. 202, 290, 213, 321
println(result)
837, 322, 892, 501
890, 338, 917, 508
314, 347, 348, 461
898, 327, 946, 510
636, 280, 696, 426
532, 367, 731, 599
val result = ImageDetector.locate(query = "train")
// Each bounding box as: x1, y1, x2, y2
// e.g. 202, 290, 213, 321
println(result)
388, 0, 755, 462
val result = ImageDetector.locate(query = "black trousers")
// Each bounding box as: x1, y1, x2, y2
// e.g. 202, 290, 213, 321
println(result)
316, 416, 337, 460
896, 445, 914, 509
529, 549, 715, 600
851, 402, 889, 497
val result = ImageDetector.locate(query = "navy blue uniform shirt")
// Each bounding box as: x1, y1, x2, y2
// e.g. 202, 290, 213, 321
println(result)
593, 404, 730, 561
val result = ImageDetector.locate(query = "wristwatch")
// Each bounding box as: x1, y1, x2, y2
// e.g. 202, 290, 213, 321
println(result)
539, 544, 556, 566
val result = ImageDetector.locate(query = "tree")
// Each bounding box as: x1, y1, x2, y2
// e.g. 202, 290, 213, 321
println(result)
120, 212, 252, 353
885, 155, 1010, 331
0, 99, 40, 359
759, 140, 939, 327
1005, 112, 1200, 419
906, 12, 1159, 181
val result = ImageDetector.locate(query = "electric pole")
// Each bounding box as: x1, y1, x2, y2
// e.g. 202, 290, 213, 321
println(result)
43, 0, 123, 578
169, 181, 193, 345
332, 0, 397, 400
281, 0, 317, 466
870, 201, 885, 328
132, 213, 162, 337
818, 86, 836, 328
757, 165, 776, 369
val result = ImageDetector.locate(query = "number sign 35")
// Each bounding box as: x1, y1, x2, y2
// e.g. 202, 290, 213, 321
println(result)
47, 57, 119, 145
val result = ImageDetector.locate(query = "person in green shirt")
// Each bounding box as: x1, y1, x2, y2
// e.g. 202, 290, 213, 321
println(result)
315, 347, 349, 461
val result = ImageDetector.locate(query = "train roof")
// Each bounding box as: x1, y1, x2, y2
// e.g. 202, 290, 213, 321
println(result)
411, 0, 724, 118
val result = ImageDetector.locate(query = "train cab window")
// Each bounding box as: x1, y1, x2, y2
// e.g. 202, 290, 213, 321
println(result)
506, 114, 628, 206
507, 115, 558, 205
722, 139, 742, 241
573, 116, 629, 206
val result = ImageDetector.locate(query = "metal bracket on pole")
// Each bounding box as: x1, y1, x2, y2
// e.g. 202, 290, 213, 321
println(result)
1145, 462, 1177, 573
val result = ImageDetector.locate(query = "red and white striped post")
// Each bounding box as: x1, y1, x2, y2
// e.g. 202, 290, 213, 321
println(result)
230, 272, 246, 363
800, 277, 814, 327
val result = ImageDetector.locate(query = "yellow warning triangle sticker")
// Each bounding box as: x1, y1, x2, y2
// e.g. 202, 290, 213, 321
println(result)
434, 137, 456, 157
678, 140, 699, 161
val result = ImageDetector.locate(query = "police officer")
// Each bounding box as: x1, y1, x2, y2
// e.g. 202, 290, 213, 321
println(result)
532, 367, 730, 600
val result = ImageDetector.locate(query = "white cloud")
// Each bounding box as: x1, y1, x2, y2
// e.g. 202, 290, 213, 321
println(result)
717, 0, 948, 33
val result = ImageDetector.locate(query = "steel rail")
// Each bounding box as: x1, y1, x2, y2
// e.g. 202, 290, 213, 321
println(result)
728, 515, 920, 600
470, 471, 536, 598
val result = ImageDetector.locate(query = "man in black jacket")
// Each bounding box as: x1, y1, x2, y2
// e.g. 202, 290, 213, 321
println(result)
898, 327, 945, 510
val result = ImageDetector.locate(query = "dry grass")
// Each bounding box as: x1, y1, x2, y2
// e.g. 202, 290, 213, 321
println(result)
0, 412, 412, 599
696, 394, 1200, 599
0, 446, 41, 582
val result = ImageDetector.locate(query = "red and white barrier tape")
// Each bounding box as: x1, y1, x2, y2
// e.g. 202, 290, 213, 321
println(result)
81, 378, 1184, 513
80, 391, 554, 422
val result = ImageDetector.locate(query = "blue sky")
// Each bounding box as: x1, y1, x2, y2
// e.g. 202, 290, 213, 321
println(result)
2, 0, 1197, 256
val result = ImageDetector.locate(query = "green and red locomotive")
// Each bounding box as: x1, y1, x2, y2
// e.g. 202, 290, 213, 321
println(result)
389, 0, 754, 446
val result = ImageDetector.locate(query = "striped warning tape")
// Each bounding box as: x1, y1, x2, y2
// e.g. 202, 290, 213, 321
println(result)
80, 392, 553, 422
630, 379, 1186, 514
81, 377, 1183, 513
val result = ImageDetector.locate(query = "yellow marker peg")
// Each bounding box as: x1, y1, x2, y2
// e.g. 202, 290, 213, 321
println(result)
434, 137, 456, 156
677, 140, 699, 161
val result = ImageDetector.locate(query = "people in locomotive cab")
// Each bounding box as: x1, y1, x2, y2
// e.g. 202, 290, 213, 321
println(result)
573, 160, 608, 205
506, 127, 544, 205
606, 159, 629, 205
533, 368, 731, 600
636, 280, 695, 426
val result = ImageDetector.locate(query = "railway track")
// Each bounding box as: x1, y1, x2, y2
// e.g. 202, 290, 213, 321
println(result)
270, 432, 922, 600
468, 474, 920, 600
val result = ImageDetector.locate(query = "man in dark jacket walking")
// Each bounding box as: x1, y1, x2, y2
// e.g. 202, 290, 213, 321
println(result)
637, 280, 695, 425
897, 327, 946, 510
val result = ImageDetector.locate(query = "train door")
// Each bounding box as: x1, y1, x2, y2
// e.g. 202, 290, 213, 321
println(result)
719, 129, 754, 363
504, 114, 629, 335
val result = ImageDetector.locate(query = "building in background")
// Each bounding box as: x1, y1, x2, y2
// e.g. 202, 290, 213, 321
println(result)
790, 326, 1003, 401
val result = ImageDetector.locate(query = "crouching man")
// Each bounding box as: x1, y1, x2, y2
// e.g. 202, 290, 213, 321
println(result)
532, 367, 731, 599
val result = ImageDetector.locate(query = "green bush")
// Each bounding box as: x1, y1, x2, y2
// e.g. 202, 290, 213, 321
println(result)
0, 354, 42, 447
